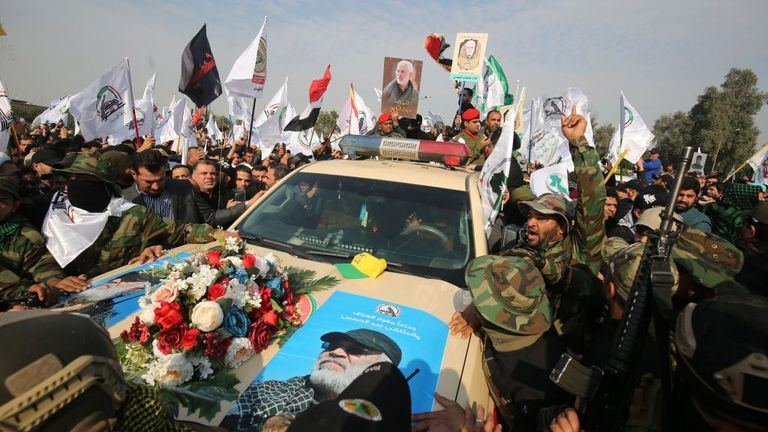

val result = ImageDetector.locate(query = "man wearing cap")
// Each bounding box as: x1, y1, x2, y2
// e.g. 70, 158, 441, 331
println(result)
451, 255, 570, 429
452, 108, 489, 168
636, 148, 662, 185
0, 176, 89, 310
368, 113, 404, 138
222, 328, 401, 431
40, 153, 220, 278
510, 109, 606, 350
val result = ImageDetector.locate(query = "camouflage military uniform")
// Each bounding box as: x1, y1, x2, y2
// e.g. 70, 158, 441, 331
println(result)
466, 255, 570, 429
0, 176, 66, 304
50, 154, 218, 278
452, 130, 487, 166
0, 215, 67, 303
64, 205, 215, 278
516, 137, 606, 350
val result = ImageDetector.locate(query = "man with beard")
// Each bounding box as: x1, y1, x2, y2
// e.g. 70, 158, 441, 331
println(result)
222, 329, 401, 431
675, 176, 711, 232
382, 60, 419, 109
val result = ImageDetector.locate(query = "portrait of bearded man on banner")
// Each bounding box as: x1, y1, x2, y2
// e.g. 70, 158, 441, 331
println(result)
381, 57, 423, 119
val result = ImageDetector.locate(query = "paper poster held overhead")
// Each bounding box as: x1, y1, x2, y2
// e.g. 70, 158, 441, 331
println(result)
380, 57, 423, 119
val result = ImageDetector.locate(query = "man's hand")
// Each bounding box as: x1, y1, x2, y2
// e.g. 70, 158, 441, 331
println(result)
138, 135, 156, 152
449, 304, 480, 339
129, 245, 165, 265
28, 283, 59, 306
280, 151, 292, 165
226, 199, 241, 209
389, 107, 400, 127
561, 107, 587, 143
51, 275, 90, 293
549, 408, 580, 432
412, 393, 501, 432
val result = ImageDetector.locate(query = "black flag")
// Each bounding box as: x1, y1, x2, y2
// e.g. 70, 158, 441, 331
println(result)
179, 24, 222, 107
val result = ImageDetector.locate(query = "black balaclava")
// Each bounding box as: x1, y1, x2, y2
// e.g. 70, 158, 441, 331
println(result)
66, 179, 113, 213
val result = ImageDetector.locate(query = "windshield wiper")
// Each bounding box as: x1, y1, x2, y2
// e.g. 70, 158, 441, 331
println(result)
304, 249, 354, 259
240, 234, 317, 261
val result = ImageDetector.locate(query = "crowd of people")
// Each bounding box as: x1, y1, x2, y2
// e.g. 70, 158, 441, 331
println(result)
0, 100, 766, 432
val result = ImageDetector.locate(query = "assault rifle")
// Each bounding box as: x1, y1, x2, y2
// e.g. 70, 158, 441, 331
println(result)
548, 146, 694, 431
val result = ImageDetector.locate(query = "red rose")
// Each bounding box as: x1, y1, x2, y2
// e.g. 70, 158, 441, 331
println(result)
156, 325, 188, 355
121, 316, 151, 344
182, 328, 201, 350
260, 287, 272, 305
154, 302, 184, 330
242, 254, 256, 268
249, 320, 273, 352
207, 250, 223, 267
262, 310, 279, 327
207, 283, 226, 301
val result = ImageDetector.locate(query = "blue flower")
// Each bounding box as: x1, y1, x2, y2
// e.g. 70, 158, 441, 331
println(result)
266, 278, 284, 298
223, 307, 251, 337
235, 268, 251, 285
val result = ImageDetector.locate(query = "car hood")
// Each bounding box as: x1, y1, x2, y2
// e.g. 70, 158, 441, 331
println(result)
100, 242, 490, 424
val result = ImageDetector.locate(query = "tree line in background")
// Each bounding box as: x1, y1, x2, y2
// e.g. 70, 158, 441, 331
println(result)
592, 68, 768, 175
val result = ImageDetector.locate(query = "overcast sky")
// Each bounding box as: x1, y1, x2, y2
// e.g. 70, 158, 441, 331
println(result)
2, 0, 767, 146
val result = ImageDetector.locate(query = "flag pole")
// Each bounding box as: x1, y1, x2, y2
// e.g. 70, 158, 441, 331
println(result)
724, 141, 768, 182
348, 83, 354, 134
526, 99, 534, 170
247, 98, 257, 148
124, 58, 142, 147
602, 148, 628, 185
9, 122, 22, 165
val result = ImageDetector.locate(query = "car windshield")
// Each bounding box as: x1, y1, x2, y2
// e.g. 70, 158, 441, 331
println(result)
236, 172, 474, 287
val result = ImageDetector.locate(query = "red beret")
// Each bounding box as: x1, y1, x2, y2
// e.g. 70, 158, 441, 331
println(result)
461, 108, 480, 121
378, 113, 392, 124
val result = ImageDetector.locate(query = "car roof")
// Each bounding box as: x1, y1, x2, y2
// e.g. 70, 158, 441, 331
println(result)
297, 159, 476, 191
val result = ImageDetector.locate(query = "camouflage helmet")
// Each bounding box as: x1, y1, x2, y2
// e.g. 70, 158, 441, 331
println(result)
54, 153, 122, 194
518, 193, 572, 234
0, 175, 20, 199
671, 228, 743, 291
465, 255, 551, 335
602, 237, 679, 301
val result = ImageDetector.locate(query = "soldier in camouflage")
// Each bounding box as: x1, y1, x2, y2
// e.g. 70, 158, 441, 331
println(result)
451, 255, 571, 429
506, 108, 606, 351
44, 153, 220, 278
0, 175, 89, 310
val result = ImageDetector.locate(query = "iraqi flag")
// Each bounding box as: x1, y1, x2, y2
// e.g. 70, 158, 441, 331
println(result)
283, 65, 332, 132
179, 24, 222, 107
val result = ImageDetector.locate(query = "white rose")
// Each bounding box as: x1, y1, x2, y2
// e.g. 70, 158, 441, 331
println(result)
154, 353, 194, 386
224, 256, 243, 267
139, 303, 158, 325
224, 337, 255, 368
151, 339, 171, 360
190, 301, 224, 332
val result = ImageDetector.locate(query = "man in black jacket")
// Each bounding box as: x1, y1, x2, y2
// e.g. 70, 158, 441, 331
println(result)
123, 150, 202, 224
190, 160, 258, 228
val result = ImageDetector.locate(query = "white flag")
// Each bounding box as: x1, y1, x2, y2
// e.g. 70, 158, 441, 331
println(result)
748, 143, 768, 185
530, 163, 572, 200
478, 104, 518, 237
286, 129, 318, 157
34, 96, 70, 126
69, 59, 134, 140
206, 113, 223, 141
608, 91, 654, 165
254, 77, 288, 153
336, 85, 375, 136
154, 96, 185, 144
373, 88, 382, 103
224, 17, 267, 99
0, 79, 13, 150
111, 73, 156, 143
227, 95, 249, 121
